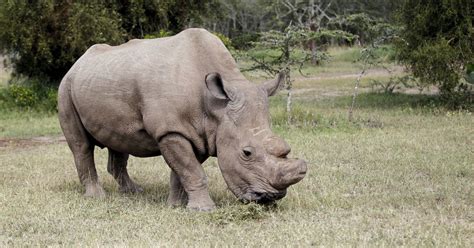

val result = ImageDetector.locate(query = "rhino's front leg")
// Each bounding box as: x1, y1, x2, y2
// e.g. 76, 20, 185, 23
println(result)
158, 133, 216, 211
167, 170, 188, 207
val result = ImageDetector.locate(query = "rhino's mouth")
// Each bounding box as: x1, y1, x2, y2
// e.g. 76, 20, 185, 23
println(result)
239, 190, 287, 204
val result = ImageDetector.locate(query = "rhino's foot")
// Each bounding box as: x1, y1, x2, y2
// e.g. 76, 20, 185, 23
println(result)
186, 202, 216, 212
119, 181, 144, 194
84, 183, 106, 198
186, 193, 216, 212
167, 191, 188, 207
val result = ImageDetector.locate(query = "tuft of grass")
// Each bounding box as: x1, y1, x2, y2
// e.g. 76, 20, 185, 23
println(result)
328, 46, 363, 62
208, 203, 270, 225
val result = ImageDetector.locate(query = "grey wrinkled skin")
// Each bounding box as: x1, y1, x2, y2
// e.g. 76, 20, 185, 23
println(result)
58, 28, 307, 211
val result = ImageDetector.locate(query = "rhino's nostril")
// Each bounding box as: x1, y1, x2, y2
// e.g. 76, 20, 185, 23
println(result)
279, 146, 291, 158
298, 160, 308, 175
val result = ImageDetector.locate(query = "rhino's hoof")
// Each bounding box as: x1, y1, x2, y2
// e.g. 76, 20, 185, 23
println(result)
186, 204, 216, 212
84, 184, 106, 198
119, 184, 144, 194
167, 198, 186, 208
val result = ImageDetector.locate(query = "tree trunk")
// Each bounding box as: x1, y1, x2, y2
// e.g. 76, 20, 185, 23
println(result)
310, 40, 318, 65
286, 88, 292, 124
285, 71, 292, 124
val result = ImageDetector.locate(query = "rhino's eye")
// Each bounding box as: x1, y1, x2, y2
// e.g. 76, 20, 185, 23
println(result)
242, 146, 255, 158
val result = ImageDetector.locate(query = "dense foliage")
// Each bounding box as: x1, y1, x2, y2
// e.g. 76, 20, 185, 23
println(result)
209, 0, 401, 38
0, 1, 124, 83
0, 0, 216, 84
396, 0, 473, 106
1, 0, 471, 108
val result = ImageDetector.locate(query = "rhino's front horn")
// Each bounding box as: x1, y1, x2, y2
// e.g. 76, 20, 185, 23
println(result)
273, 159, 307, 190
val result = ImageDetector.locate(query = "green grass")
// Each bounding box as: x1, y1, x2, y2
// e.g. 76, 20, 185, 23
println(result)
0, 110, 61, 138
1, 47, 473, 246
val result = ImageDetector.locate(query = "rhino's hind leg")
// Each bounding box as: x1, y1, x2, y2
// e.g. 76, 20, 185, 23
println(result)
66, 141, 105, 197
158, 133, 216, 211
63, 134, 104, 197
107, 149, 143, 194
77, 147, 105, 197
167, 170, 188, 207
58, 82, 105, 198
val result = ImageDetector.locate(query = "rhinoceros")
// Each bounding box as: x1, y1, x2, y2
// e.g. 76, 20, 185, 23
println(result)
58, 28, 307, 211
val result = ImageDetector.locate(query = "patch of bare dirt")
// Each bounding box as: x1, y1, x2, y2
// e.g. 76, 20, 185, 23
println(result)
0, 136, 66, 149
295, 66, 406, 82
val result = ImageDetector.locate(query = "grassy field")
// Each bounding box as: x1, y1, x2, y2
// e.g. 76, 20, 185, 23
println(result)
1, 48, 473, 246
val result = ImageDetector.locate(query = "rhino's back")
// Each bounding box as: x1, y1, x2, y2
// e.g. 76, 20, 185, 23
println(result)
64, 28, 240, 156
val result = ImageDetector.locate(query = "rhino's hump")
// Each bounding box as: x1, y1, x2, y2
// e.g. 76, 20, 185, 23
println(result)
64, 28, 241, 155
75, 28, 243, 85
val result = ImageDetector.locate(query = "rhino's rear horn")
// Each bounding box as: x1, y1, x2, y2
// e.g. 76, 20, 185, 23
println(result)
261, 71, 285, 96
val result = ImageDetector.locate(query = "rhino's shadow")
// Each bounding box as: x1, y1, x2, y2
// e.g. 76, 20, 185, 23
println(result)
51, 179, 237, 206
51, 180, 170, 204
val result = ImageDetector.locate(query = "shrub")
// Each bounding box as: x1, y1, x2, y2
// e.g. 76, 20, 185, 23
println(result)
0, 79, 57, 112
231, 32, 260, 50
144, 29, 174, 39
212, 32, 233, 49
2, 84, 38, 108
396, 0, 474, 108
0, 1, 216, 85
0, 2, 125, 84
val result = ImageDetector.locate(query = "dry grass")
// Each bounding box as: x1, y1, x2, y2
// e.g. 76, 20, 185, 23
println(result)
1, 110, 472, 246
1, 47, 473, 246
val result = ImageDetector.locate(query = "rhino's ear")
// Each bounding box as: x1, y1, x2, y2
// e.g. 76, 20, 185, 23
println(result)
261, 71, 285, 96
205, 73, 229, 100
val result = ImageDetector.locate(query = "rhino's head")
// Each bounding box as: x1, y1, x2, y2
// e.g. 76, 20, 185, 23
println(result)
205, 72, 307, 204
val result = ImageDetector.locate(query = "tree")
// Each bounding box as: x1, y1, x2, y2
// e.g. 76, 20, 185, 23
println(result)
245, 25, 330, 122
0, 0, 218, 84
396, 0, 473, 107
0, 1, 125, 83
275, 0, 335, 64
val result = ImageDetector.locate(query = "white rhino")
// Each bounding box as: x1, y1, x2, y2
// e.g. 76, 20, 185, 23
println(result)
58, 28, 307, 211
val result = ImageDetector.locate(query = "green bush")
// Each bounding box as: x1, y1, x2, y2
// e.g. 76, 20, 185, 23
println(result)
2, 84, 38, 108
396, 0, 473, 108
0, 2, 125, 84
0, 1, 216, 85
0, 79, 57, 112
144, 29, 174, 39
232, 32, 260, 50
212, 32, 233, 49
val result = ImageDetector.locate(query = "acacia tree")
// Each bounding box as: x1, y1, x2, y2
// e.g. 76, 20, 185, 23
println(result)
245, 26, 308, 123
245, 25, 354, 122
274, 0, 335, 64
